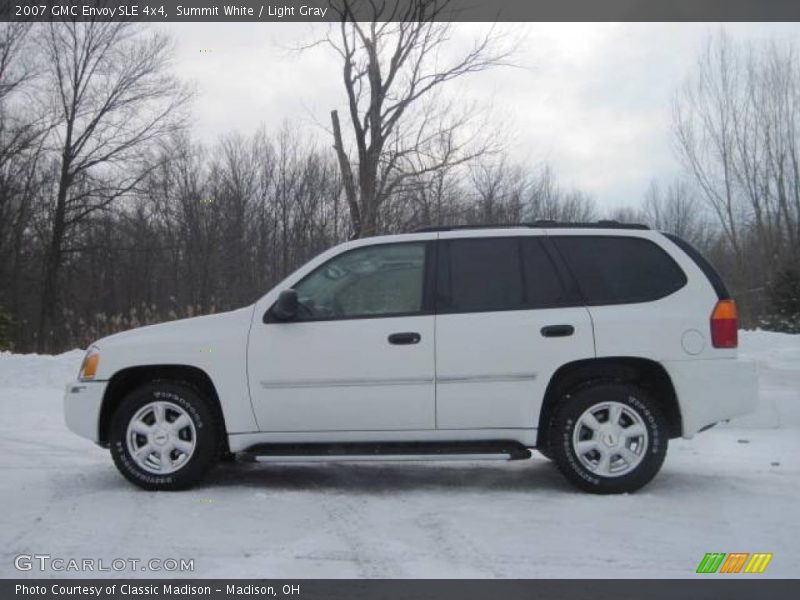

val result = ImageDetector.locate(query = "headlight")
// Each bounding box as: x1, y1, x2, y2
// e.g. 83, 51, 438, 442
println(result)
78, 347, 100, 381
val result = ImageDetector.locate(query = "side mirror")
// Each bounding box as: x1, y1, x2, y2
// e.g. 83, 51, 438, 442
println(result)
270, 289, 299, 322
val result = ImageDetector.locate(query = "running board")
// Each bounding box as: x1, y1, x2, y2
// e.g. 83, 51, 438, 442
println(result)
242, 440, 532, 462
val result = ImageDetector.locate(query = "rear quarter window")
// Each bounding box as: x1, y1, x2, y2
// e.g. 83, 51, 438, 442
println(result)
662, 233, 730, 300
552, 236, 687, 305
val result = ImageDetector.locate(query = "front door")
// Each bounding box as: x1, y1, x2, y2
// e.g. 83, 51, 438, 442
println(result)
247, 240, 436, 432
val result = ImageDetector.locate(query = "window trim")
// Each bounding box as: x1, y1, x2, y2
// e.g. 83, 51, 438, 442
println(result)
549, 234, 689, 306
264, 240, 436, 324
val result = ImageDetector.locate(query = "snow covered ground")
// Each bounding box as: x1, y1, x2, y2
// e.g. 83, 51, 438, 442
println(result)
0, 331, 798, 579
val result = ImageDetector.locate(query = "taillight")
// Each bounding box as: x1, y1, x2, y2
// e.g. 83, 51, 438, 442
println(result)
711, 299, 738, 348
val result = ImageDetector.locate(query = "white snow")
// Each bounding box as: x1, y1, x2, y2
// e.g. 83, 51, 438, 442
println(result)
0, 332, 798, 578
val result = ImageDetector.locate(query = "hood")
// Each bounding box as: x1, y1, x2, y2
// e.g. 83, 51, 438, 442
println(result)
94, 306, 255, 351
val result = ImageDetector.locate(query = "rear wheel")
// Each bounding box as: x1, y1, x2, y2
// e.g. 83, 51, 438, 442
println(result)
109, 382, 220, 490
549, 383, 668, 494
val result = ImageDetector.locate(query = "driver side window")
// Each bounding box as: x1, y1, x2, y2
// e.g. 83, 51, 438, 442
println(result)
293, 242, 427, 320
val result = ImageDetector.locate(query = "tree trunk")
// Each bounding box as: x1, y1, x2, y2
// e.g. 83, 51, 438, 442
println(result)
331, 110, 361, 238
37, 156, 70, 352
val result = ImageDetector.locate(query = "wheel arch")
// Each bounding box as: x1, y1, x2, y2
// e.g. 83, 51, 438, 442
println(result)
537, 357, 682, 449
98, 364, 229, 452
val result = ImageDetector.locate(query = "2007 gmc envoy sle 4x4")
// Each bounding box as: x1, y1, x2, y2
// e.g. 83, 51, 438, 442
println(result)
64, 221, 757, 493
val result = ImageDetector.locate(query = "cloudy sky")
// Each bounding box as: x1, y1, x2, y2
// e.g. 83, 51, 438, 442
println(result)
159, 22, 800, 211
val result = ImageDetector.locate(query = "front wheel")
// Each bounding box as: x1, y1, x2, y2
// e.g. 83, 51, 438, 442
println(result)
549, 383, 668, 494
109, 382, 220, 490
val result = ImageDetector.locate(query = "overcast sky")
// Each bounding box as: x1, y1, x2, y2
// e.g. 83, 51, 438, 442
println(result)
159, 22, 800, 210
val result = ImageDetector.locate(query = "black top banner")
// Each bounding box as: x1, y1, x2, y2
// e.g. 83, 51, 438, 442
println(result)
3, 0, 800, 22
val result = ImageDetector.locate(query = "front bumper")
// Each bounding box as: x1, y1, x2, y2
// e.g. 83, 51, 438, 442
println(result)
662, 358, 758, 438
63, 381, 107, 442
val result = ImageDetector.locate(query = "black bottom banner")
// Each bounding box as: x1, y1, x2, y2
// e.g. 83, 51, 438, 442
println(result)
4, 579, 800, 600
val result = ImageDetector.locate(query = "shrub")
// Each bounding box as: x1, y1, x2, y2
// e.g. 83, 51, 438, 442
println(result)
0, 305, 11, 351
759, 265, 800, 334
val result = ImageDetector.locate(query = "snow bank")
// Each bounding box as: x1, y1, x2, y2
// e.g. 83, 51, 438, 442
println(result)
0, 349, 83, 389
740, 329, 800, 369
735, 330, 800, 429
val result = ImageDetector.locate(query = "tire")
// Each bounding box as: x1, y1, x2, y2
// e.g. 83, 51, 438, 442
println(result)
109, 382, 220, 490
549, 382, 668, 494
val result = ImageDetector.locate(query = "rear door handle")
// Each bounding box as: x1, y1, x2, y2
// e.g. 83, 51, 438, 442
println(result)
388, 332, 421, 345
541, 324, 574, 338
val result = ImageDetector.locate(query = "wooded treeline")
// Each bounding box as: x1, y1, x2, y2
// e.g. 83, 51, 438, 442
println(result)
0, 20, 798, 353
673, 32, 800, 331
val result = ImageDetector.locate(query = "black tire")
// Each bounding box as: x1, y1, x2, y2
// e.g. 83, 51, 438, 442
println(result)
219, 451, 238, 463
109, 382, 220, 491
549, 383, 668, 494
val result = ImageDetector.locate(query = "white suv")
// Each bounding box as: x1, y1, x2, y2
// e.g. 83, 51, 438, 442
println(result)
64, 222, 757, 493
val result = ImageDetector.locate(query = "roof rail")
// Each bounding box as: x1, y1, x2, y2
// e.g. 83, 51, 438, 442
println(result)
413, 220, 650, 233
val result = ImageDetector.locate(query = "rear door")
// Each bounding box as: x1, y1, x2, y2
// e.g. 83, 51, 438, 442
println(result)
434, 233, 595, 429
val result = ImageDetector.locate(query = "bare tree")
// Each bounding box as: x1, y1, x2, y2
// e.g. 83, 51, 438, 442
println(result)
0, 23, 38, 257
0, 23, 50, 346
674, 31, 745, 265
36, 21, 191, 350
642, 178, 712, 248
527, 165, 597, 222
0, 22, 33, 101
674, 31, 800, 323
0, 22, 40, 247
467, 155, 527, 224
316, 0, 512, 237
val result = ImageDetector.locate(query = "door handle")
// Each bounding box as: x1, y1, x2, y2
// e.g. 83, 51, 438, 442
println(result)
541, 324, 574, 338
388, 332, 421, 345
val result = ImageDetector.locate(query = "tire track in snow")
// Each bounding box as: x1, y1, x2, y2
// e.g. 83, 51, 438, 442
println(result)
309, 478, 402, 577
415, 510, 504, 576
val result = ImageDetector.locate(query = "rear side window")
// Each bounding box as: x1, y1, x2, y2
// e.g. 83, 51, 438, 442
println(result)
552, 236, 687, 305
522, 238, 576, 308
437, 237, 569, 313
438, 238, 525, 313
